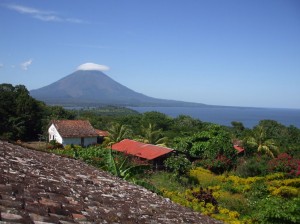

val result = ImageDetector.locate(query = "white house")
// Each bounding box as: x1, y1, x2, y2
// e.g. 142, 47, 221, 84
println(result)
48, 120, 98, 147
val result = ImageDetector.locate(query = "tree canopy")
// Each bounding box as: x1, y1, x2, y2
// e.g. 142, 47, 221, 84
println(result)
0, 84, 74, 141
0, 84, 44, 140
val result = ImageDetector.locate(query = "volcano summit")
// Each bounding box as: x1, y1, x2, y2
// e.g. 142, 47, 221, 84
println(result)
30, 63, 205, 107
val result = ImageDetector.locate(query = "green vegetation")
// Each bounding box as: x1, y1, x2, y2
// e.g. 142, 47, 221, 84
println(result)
103, 123, 132, 146
244, 124, 279, 158
0, 84, 43, 140
1, 84, 300, 223
0, 84, 74, 141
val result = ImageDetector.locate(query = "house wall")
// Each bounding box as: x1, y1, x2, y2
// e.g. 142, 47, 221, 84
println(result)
82, 137, 97, 146
152, 153, 172, 170
48, 124, 63, 144
48, 124, 97, 147
63, 137, 97, 147
62, 137, 81, 146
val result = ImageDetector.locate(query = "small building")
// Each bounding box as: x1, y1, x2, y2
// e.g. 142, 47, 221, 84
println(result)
95, 129, 109, 144
234, 144, 245, 154
48, 120, 98, 147
111, 139, 174, 169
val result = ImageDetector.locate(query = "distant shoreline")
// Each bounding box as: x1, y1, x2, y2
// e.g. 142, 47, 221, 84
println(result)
128, 106, 300, 128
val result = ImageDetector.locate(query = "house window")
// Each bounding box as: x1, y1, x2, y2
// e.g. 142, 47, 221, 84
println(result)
81, 137, 84, 146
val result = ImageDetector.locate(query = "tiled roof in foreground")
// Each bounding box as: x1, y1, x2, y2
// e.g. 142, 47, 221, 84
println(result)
0, 141, 221, 224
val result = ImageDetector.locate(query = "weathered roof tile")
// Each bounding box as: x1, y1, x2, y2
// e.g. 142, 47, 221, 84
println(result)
51, 120, 98, 138
0, 140, 222, 224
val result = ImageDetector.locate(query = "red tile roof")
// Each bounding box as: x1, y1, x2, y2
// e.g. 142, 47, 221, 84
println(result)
234, 145, 245, 154
95, 129, 109, 137
51, 120, 98, 138
111, 139, 173, 160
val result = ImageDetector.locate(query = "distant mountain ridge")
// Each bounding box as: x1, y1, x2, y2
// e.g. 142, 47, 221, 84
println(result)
30, 70, 207, 107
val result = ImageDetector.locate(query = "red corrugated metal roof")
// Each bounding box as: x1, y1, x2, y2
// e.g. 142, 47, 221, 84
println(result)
111, 139, 173, 160
234, 145, 245, 154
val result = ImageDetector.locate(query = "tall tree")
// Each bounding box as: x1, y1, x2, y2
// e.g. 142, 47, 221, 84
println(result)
137, 123, 168, 146
104, 123, 132, 146
173, 124, 237, 173
141, 111, 172, 131
0, 84, 44, 140
170, 115, 203, 137
244, 124, 279, 158
231, 121, 246, 139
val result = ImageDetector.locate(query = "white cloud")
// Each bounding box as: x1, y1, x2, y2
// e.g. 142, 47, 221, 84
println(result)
5, 4, 85, 23
34, 14, 62, 22
20, 59, 33, 71
6, 4, 51, 15
77, 63, 110, 71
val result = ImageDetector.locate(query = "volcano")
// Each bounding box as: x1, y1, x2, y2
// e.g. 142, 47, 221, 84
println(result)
30, 64, 205, 107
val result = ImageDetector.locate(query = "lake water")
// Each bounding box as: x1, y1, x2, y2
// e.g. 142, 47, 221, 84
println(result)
129, 106, 300, 128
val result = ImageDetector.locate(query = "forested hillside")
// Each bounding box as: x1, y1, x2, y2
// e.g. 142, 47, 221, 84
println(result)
0, 84, 74, 141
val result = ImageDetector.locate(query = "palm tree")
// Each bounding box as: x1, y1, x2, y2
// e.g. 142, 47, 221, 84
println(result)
137, 123, 168, 146
245, 125, 279, 158
103, 123, 132, 146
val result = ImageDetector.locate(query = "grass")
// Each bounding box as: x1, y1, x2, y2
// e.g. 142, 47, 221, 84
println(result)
18, 141, 49, 151
145, 171, 190, 192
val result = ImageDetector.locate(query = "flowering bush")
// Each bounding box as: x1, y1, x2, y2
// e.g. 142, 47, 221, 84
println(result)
269, 178, 300, 188
268, 177, 300, 199
197, 154, 234, 174
270, 186, 299, 198
268, 153, 300, 177
161, 188, 245, 223
265, 172, 285, 181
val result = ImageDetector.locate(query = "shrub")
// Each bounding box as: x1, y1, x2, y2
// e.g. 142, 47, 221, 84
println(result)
282, 178, 300, 187
222, 181, 241, 194
269, 178, 300, 188
268, 153, 300, 177
265, 172, 286, 181
254, 196, 300, 224
161, 188, 244, 223
246, 180, 269, 208
164, 154, 192, 176
217, 191, 250, 215
270, 186, 299, 198
234, 155, 269, 177
47, 140, 63, 149
189, 167, 222, 187
196, 154, 234, 174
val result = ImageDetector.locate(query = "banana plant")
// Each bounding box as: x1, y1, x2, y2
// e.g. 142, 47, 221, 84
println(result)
103, 148, 149, 180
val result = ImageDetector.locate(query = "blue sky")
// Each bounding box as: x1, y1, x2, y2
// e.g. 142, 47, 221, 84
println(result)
0, 0, 299, 109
